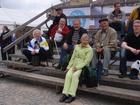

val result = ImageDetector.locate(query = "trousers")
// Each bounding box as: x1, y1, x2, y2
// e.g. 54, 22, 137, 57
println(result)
92, 48, 116, 70
62, 67, 82, 96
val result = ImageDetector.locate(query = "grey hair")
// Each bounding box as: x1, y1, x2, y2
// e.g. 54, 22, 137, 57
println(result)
33, 29, 41, 37
73, 19, 81, 25
81, 34, 89, 40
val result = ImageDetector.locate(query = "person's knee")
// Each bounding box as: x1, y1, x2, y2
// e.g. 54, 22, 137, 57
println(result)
103, 48, 110, 53
120, 48, 126, 57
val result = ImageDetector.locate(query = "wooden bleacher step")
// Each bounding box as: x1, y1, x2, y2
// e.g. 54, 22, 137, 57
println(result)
9, 54, 59, 65
0, 68, 139, 102
1, 60, 140, 87
0, 60, 64, 77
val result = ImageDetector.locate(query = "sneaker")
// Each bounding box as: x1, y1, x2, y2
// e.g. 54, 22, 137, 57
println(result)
55, 64, 61, 69
102, 69, 108, 76
27, 62, 32, 65
118, 74, 126, 78
130, 75, 137, 80
40, 62, 47, 67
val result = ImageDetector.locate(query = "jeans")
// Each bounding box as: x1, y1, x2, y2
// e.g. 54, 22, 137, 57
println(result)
109, 21, 125, 36
119, 48, 140, 74
59, 45, 74, 64
128, 20, 134, 34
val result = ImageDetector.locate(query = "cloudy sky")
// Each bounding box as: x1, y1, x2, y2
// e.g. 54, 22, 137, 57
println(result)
0, 0, 62, 13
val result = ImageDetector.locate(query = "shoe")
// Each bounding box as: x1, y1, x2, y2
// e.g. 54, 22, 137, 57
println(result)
40, 62, 47, 67
59, 95, 68, 102
27, 62, 32, 65
102, 69, 108, 76
130, 75, 137, 80
118, 74, 126, 78
55, 64, 61, 69
65, 95, 75, 103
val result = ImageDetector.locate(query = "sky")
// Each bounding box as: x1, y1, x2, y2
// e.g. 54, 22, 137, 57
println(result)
0, 0, 62, 13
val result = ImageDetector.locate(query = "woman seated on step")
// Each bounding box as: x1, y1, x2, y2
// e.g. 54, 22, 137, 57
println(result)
59, 34, 93, 103
23, 29, 49, 66
48, 18, 69, 57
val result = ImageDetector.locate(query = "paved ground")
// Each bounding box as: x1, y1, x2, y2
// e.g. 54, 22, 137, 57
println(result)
0, 47, 139, 105
0, 76, 139, 105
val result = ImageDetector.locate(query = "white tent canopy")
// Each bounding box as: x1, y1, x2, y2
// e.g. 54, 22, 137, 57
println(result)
0, 8, 48, 29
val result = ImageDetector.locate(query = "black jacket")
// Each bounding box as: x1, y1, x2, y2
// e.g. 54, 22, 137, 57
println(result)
65, 27, 88, 45
53, 13, 67, 26
0, 31, 11, 47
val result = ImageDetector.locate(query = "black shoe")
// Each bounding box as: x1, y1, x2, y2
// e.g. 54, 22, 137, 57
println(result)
102, 69, 108, 76
65, 95, 75, 103
130, 75, 137, 80
59, 95, 68, 102
118, 74, 126, 78
55, 64, 61, 69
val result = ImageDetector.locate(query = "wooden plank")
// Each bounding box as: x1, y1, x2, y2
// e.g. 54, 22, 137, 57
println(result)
78, 85, 140, 102
0, 68, 140, 102
9, 54, 59, 63
101, 75, 140, 86
1, 60, 140, 87
0, 68, 64, 86
0, 60, 64, 76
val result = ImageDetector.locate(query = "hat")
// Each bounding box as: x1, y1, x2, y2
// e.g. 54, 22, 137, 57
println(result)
55, 8, 62, 11
99, 18, 108, 23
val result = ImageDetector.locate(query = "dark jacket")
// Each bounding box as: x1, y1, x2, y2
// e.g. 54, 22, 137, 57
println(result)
65, 27, 88, 45
53, 13, 67, 26
0, 31, 11, 47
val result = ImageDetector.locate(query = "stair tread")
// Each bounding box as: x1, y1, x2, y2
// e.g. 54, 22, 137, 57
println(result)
1, 60, 140, 86
0, 68, 139, 102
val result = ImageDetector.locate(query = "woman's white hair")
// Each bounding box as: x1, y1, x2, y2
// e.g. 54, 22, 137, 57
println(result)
81, 33, 89, 40
33, 29, 41, 37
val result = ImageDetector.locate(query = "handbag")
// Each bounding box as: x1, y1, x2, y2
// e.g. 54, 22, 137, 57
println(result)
79, 66, 98, 88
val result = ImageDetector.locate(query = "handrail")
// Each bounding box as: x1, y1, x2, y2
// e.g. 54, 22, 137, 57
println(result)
3, 17, 52, 53
67, 13, 130, 19
3, 9, 49, 40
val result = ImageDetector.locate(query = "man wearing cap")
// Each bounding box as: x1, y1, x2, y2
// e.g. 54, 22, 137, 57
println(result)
107, 2, 126, 38
47, 8, 67, 37
92, 18, 117, 76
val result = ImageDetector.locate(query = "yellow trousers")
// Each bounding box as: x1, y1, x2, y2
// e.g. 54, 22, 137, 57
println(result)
62, 67, 82, 96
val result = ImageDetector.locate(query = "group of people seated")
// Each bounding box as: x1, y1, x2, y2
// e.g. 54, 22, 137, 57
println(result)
2, 3, 139, 103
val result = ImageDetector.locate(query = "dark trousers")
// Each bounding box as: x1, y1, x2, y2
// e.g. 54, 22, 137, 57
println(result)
119, 48, 140, 74
23, 47, 49, 62
1, 45, 12, 60
48, 39, 64, 55
59, 45, 74, 64
109, 21, 125, 36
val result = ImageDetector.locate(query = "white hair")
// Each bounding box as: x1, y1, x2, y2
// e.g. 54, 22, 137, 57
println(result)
81, 34, 89, 40
33, 29, 41, 37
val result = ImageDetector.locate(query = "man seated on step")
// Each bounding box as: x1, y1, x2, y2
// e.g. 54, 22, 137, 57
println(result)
23, 29, 49, 66
48, 18, 69, 57
119, 20, 140, 78
107, 2, 126, 38
55, 19, 88, 70
92, 18, 117, 76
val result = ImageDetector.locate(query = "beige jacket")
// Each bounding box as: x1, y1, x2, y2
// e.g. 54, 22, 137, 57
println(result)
94, 27, 117, 51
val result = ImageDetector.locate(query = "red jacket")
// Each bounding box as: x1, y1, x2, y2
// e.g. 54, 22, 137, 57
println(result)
50, 25, 70, 39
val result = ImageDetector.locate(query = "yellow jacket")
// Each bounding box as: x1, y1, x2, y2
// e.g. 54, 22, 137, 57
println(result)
67, 44, 93, 70
126, 7, 139, 31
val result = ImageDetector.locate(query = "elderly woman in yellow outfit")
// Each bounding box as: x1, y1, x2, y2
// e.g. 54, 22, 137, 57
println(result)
59, 34, 93, 103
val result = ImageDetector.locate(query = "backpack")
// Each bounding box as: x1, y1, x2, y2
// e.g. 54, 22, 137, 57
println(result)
79, 66, 98, 88
60, 54, 72, 71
